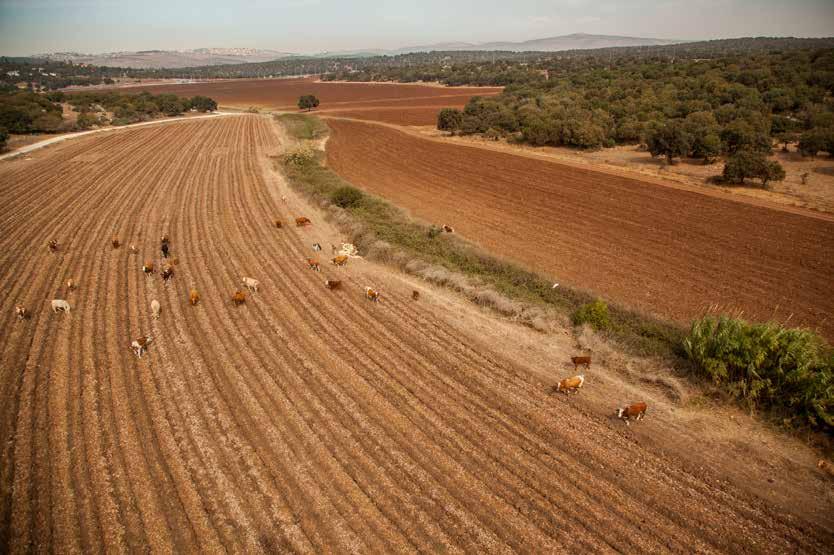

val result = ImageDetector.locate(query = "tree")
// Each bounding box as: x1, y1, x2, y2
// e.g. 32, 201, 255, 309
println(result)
298, 94, 320, 111
0, 127, 8, 151
190, 95, 217, 112
646, 121, 693, 164
798, 128, 834, 157
720, 120, 772, 154
437, 108, 463, 132
75, 111, 99, 130
722, 150, 786, 188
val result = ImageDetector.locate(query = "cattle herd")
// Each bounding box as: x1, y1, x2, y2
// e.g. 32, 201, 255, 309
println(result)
18, 218, 647, 427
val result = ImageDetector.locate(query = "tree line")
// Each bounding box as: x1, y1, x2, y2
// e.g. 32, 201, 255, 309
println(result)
0, 88, 216, 149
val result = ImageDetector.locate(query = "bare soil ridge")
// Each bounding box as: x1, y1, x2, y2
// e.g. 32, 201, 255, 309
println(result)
2, 115, 832, 552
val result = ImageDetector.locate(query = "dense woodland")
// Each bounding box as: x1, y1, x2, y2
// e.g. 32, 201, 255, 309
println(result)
0, 88, 216, 148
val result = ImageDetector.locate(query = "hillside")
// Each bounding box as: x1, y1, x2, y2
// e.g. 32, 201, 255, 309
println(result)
38, 48, 292, 68
397, 33, 682, 53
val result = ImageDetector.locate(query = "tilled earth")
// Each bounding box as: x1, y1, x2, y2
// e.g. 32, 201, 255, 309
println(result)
1, 115, 832, 553
326, 118, 834, 341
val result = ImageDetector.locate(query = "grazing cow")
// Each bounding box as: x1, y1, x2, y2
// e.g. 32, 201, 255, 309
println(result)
554, 375, 585, 394
131, 335, 152, 358
274, 220, 283, 229
307, 259, 321, 272
281, 195, 287, 203
571, 356, 591, 371
364, 287, 380, 303
66, 279, 76, 292
151, 299, 161, 319
412, 290, 420, 301
142, 261, 155, 275
295, 217, 311, 227
161, 243, 169, 258
312, 243, 322, 251
616, 402, 648, 426
324, 279, 342, 290
47, 240, 59, 252
189, 289, 200, 306
242, 277, 260, 292
441, 224, 454, 233
129, 244, 138, 254
15, 306, 28, 321
51, 299, 70, 313
232, 290, 246, 306
160, 234, 170, 244
112, 238, 120, 249
331, 255, 348, 266
818, 459, 834, 478
161, 267, 174, 282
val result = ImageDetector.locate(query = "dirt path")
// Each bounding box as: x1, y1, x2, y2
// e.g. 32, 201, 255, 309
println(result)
325, 118, 834, 341
2, 115, 832, 552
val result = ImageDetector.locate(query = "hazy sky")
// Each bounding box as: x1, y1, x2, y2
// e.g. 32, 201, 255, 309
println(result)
1, 0, 833, 55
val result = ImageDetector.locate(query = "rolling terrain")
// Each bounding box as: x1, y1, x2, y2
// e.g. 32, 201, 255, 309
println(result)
2, 115, 832, 552
325, 118, 834, 340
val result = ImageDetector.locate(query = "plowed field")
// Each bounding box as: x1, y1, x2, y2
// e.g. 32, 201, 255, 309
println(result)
2, 115, 832, 552
326, 119, 834, 340
114, 77, 498, 124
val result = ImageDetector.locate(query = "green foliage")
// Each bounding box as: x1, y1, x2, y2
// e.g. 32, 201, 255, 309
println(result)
646, 121, 693, 163
298, 94, 320, 111
437, 108, 463, 132
65, 90, 211, 126
683, 316, 834, 432
75, 111, 100, 129
572, 299, 612, 331
798, 127, 834, 157
722, 150, 786, 187
0, 126, 8, 150
330, 186, 364, 208
0, 90, 63, 133
189, 95, 217, 112
275, 113, 328, 140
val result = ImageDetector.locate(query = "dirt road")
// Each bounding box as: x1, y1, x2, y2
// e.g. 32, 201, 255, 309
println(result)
2, 115, 832, 552
325, 118, 834, 340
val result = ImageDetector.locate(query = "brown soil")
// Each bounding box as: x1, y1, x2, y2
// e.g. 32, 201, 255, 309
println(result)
111, 76, 500, 115
325, 118, 834, 341
2, 115, 833, 552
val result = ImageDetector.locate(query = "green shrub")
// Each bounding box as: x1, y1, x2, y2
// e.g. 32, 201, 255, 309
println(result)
572, 299, 612, 331
683, 316, 833, 432
330, 186, 364, 208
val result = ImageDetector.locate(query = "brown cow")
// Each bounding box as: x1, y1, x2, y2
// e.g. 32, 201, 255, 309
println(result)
160, 234, 170, 244
616, 402, 648, 426
274, 220, 283, 229
307, 259, 321, 272
189, 289, 200, 306
111, 238, 120, 249
571, 356, 591, 371
131, 335, 153, 358
441, 224, 454, 233
331, 255, 348, 266
232, 290, 246, 306
161, 267, 174, 282
47, 240, 59, 252
142, 261, 155, 275
554, 375, 585, 394
324, 279, 342, 290
364, 287, 380, 303
412, 290, 420, 301
295, 217, 311, 227
15, 306, 28, 321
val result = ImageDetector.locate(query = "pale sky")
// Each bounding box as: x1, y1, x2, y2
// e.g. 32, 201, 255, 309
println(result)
1, 0, 833, 56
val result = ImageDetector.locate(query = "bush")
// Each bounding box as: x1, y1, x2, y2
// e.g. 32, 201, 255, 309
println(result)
298, 94, 320, 111
437, 108, 464, 132
722, 150, 786, 187
0, 126, 8, 150
572, 299, 612, 331
683, 316, 834, 432
190, 95, 217, 112
330, 186, 364, 208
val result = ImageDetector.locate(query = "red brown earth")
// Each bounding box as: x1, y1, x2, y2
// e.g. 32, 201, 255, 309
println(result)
325, 118, 834, 340
3, 115, 833, 552
112, 76, 498, 124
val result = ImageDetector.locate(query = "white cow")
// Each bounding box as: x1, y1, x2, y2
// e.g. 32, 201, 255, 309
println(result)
131, 335, 152, 358
151, 299, 161, 319
242, 277, 260, 292
51, 299, 70, 313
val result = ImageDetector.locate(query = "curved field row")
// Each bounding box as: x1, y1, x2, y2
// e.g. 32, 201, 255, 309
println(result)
1, 115, 832, 552
325, 118, 834, 340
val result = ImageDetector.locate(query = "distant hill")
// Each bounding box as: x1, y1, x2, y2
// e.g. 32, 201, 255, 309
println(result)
393, 33, 683, 54
36, 48, 293, 68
